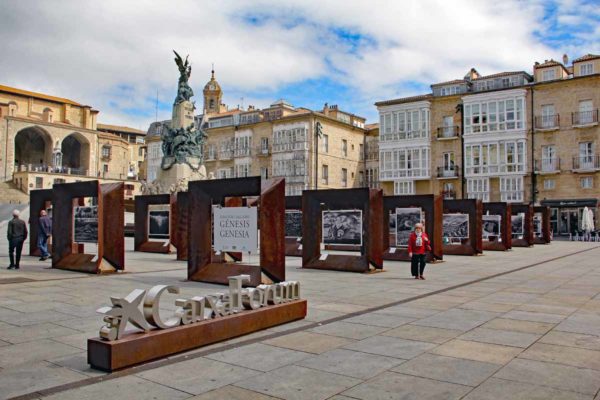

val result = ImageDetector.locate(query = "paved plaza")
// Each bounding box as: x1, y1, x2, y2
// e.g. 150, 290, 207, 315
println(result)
1, 210, 600, 399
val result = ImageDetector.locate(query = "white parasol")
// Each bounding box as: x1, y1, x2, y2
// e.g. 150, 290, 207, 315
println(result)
581, 207, 593, 232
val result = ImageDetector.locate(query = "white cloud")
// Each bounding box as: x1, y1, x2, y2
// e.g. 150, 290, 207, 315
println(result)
0, 0, 596, 127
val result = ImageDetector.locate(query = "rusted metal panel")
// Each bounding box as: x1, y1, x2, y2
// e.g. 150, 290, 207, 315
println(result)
175, 191, 189, 261
302, 188, 384, 272
88, 299, 307, 372
382, 194, 443, 262
482, 202, 512, 251
134, 194, 173, 254
442, 199, 483, 256
187, 177, 286, 285
51, 180, 124, 273
512, 203, 535, 247
28, 189, 53, 256
533, 206, 552, 244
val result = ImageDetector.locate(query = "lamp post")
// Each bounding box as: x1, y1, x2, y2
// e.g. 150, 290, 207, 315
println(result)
314, 121, 323, 190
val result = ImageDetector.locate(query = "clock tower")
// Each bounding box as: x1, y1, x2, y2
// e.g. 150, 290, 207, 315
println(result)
203, 67, 223, 115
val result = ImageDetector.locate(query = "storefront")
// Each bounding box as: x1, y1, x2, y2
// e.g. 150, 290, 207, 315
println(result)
540, 198, 598, 236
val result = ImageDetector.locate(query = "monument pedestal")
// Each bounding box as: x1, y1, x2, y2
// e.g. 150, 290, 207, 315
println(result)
149, 164, 206, 194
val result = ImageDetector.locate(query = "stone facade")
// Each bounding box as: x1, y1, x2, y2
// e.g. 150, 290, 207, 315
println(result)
0, 84, 144, 198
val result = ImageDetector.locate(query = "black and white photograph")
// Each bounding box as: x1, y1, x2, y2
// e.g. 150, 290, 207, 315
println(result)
322, 210, 362, 246
285, 211, 302, 238
512, 213, 524, 237
533, 213, 543, 237
483, 215, 502, 241
395, 207, 422, 247
443, 213, 469, 242
389, 212, 396, 233
73, 205, 98, 243
149, 210, 170, 239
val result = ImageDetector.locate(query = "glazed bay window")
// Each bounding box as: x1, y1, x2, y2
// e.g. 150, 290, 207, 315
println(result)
379, 147, 430, 180
272, 127, 308, 152
466, 177, 489, 202
394, 181, 415, 195
379, 107, 430, 141
465, 140, 525, 175
500, 176, 524, 202
234, 163, 250, 178
464, 97, 524, 134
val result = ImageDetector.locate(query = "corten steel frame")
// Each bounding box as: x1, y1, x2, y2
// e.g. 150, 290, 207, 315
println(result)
188, 177, 285, 286
533, 206, 552, 244
134, 194, 176, 253
382, 194, 443, 262
51, 181, 125, 273
482, 202, 513, 251
175, 191, 189, 261
511, 203, 535, 247
442, 199, 483, 256
285, 196, 303, 257
29, 188, 53, 256
302, 188, 384, 272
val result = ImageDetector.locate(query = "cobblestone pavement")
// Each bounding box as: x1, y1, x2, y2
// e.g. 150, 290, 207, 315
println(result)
0, 216, 599, 399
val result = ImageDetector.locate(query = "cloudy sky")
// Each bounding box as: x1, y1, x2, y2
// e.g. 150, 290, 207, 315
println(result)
1, 0, 598, 130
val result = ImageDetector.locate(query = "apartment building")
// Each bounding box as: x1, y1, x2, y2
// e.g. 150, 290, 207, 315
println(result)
375, 53, 599, 235
532, 54, 600, 235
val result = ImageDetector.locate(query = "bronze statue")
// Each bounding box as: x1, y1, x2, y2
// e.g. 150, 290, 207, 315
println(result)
173, 50, 194, 104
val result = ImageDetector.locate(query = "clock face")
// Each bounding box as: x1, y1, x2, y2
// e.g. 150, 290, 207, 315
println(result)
208, 84, 215, 90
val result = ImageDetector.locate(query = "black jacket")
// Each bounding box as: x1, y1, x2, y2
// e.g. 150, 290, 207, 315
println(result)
7, 218, 28, 241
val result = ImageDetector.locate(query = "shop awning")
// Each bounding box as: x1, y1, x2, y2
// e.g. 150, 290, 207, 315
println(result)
540, 198, 598, 208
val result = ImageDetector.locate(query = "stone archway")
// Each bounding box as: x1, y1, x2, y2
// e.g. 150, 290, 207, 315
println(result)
14, 126, 53, 168
61, 133, 91, 174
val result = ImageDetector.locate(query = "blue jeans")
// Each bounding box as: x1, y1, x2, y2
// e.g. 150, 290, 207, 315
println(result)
38, 234, 49, 258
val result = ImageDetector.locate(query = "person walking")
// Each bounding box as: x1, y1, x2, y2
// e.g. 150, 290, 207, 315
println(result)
408, 222, 430, 280
38, 209, 52, 261
7, 209, 28, 270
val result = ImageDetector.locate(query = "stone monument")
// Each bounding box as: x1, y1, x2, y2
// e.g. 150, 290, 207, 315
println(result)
143, 51, 207, 194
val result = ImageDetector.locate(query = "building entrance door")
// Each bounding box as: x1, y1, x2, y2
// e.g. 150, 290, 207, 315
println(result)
559, 209, 581, 235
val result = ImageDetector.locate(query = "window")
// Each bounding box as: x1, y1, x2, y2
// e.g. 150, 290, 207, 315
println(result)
467, 178, 489, 202
578, 100, 594, 125
359, 171, 364, 186
321, 134, 329, 153
235, 163, 250, 178
442, 116, 454, 137
542, 69, 556, 81
580, 63, 594, 76
541, 104, 556, 128
394, 181, 415, 195
500, 176, 523, 202
465, 141, 525, 175
207, 144, 216, 160
35, 177, 43, 189
260, 167, 268, 180
464, 97, 524, 134
543, 179, 555, 190
218, 168, 232, 179
101, 145, 111, 159
138, 147, 144, 157
442, 182, 455, 199
581, 176, 593, 189
322, 165, 329, 185
541, 145, 557, 171
359, 143, 364, 160
379, 107, 430, 141
272, 127, 308, 152
234, 136, 251, 157
260, 137, 269, 154
341, 168, 348, 187
103, 164, 109, 173
443, 152, 455, 170
379, 147, 430, 179
342, 139, 348, 157
579, 142, 594, 168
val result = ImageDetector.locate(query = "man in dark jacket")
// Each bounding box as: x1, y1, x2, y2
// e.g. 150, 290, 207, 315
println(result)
7, 210, 28, 270
38, 209, 52, 261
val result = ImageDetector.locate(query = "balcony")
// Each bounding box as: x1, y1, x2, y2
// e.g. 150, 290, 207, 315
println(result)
535, 115, 560, 131
572, 155, 600, 172
218, 150, 233, 160
380, 131, 429, 142
534, 158, 561, 174
572, 110, 599, 127
437, 166, 459, 179
234, 147, 252, 157
255, 146, 271, 156
16, 164, 88, 176
436, 126, 460, 139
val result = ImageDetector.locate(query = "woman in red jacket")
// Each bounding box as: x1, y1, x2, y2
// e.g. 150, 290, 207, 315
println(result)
408, 222, 431, 280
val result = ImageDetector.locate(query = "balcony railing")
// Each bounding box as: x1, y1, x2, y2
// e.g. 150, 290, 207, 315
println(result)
573, 155, 600, 171
534, 158, 561, 173
218, 150, 233, 160
16, 164, 88, 176
535, 115, 560, 130
572, 110, 599, 127
234, 147, 252, 157
436, 126, 460, 139
437, 166, 459, 178
255, 146, 271, 156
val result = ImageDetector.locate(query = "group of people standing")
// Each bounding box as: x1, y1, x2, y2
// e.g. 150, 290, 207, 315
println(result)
7, 209, 51, 270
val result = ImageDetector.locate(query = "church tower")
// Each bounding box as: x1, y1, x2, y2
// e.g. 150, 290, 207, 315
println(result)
203, 67, 223, 115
